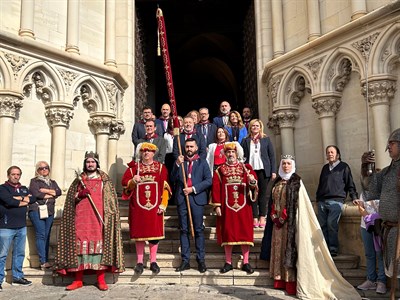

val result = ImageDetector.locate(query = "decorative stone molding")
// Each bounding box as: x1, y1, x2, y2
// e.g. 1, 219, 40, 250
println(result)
109, 119, 126, 140
23, 71, 55, 103
351, 32, 380, 59
289, 76, 307, 104
305, 57, 324, 79
335, 59, 352, 92
73, 84, 99, 113
0, 94, 23, 118
101, 81, 117, 112
267, 115, 280, 135
268, 75, 283, 103
312, 96, 342, 117
57, 68, 79, 92
88, 112, 115, 135
362, 79, 397, 106
45, 103, 74, 128
271, 110, 299, 128
4, 52, 29, 79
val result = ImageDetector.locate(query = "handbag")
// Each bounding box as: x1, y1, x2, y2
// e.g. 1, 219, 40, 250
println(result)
38, 200, 49, 219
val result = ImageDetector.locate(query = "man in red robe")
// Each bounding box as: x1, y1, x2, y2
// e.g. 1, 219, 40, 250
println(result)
211, 142, 258, 274
54, 152, 124, 291
121, 142, 171, 275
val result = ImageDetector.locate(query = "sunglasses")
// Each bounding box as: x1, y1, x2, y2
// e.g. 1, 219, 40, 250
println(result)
38, 166, 49, 171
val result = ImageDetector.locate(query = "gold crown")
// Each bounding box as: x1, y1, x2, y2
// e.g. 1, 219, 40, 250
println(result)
226, 176, 243, 183
224, 142, 237, 152
141, 175, 155, 182
140, 142, 158, 152
281, 154, 295, 160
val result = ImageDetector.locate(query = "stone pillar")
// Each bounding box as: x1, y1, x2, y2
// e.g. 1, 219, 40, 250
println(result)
88, 112, 114, 170
273, 110, 298, 156
312, 94, 342, 149
351, 0, 367, 21
105, 0, 117, 67
306, 0, 321, 41
271, 0, 284, 58
267, 116, 282, 162
19, 0, 35, 38
364, 78, 396, 169
108, 119, 125, 183
66, 0, 80, 54
0, 92, 23, 181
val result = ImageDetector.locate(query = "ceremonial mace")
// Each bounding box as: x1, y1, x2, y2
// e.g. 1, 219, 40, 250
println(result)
74, 170, 105, 226
157, 7, 194, 238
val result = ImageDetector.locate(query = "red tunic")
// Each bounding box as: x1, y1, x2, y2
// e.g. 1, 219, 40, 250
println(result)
121, 160, 170, 241
211, 162, 257, 246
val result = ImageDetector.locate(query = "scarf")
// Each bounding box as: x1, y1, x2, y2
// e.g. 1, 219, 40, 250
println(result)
183, 128, 196, 139
36, 175, 51, 186
251, 133, 260, 144
4, 180, 22, 191
278, 158, 296, 180
199, 120, 209, 125
145, 133, 158, 140
184, 154, 199, 187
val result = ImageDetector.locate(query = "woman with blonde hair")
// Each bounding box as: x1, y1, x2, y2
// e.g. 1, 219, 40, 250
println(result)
225, 110, 247, 143
241, 119, 276, 228
28, 161, 62, 269
187, 110, 200, 124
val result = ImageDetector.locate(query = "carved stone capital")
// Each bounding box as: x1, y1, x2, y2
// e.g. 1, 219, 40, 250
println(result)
272, 110, 299, 128
362, 79, 397, 106
109, 119, 126, 140
88, 113, 114, 135
45, 103, 74, 127
312, 96, 342, 117
267, 116, 280, 135
268, 75, 283, 104
0, 93, 24, 118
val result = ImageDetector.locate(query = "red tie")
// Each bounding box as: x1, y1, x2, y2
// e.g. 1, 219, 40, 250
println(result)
187, 161, 193, 187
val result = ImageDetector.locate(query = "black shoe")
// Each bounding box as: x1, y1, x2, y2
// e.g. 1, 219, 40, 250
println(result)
134, 263, 144, 275
197, 261, 207, 273
175, 261, 190, 272
330, 251, 338, 257
0, 284, 2, 292
150, 262, 160, 274
241, 263, 254, 274
220, 263, 233, 274
12, 278, 32, 286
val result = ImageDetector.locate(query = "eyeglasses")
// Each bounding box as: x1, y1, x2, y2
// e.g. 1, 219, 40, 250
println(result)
38, 166, 49, 171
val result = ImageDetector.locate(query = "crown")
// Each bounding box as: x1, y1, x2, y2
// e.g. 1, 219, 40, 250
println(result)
140, 142, 158, 152
141, 175, 155, 182
226, 176, 243, 183
224, 142, 237, 152
281, 154, 295, 160
84, 151, 100, 162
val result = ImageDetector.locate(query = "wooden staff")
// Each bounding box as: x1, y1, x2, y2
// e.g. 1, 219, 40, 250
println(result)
156, 7, 194, 238
75, 170, 105, 226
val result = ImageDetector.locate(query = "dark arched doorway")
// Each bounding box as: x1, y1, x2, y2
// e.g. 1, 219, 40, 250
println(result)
135, 0, 257, 119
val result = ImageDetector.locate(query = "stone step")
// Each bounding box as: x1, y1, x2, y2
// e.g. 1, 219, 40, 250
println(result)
118, 203, 216, 218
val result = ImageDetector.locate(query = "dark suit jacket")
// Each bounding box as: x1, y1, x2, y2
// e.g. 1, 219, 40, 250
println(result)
137, 136, 167, 163
212, 116, 227, 128
241, 136, 277, 177
155, 118, 169, 135
131, 122, 164, 146
170, 158, 212, 206
172, 132, 207, 160
195, 123, 217, 146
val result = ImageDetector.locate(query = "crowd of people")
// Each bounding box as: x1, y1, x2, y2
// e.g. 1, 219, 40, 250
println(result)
0, 99, 399, 299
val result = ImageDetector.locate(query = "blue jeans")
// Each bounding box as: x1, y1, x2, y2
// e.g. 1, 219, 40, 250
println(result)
0, 227, 27, 283
361, 227, 386, 283
317, 200, 343, 253
28, 211, 54, 264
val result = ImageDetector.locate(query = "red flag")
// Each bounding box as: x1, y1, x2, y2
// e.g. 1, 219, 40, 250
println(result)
156, 8, 180, 135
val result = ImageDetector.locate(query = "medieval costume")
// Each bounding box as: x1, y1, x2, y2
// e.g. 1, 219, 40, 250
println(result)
121, 142, 171, 274
210, 142, 258, 274
267, 156, 361, 299
54, 152, 124, 291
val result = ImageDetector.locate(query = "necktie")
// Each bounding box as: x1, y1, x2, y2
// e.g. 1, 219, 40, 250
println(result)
202, 125, 207, 138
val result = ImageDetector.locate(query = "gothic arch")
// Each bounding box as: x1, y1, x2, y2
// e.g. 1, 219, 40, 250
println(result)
71, 76, 110, 113
320, 48, 363, 93
0, 55, 13, 89
370, 22, 400, 75
18, 61, 65, 103
277, 66, 312, 107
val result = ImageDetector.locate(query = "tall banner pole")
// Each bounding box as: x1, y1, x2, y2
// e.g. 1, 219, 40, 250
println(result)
156, 7, 195, 238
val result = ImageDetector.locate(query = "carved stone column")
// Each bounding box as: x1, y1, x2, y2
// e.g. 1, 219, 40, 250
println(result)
312, 93, 342, 149
306, 0, 321, 41
0, 92, 23, 181
108, 120, 125, 188
19, 0, 35, 38
272, 109, 298, 157
45, 102, 74, 189
105, 0, 117, 67
267, 116, 281, 160
66, 0, 80, 54
363, 78, 397, 169
351, 0, 367, 20
88, 112, 114, 170
271, 0, 284, 58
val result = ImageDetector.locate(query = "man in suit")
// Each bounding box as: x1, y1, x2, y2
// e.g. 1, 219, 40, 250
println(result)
155, 103, 171, 135
173, 116, 207, 160
196, 107, 217, 147
138, 120, 167, 163
171, 138, 212, 273
213, 101, 231, 128
132, 106, 163, 146
242, 107, 253, 130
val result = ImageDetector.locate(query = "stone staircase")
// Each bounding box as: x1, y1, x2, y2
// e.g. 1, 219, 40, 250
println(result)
17, 200, 397, 299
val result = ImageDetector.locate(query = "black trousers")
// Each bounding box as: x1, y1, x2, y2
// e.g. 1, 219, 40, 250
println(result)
252, 170, 270, 218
